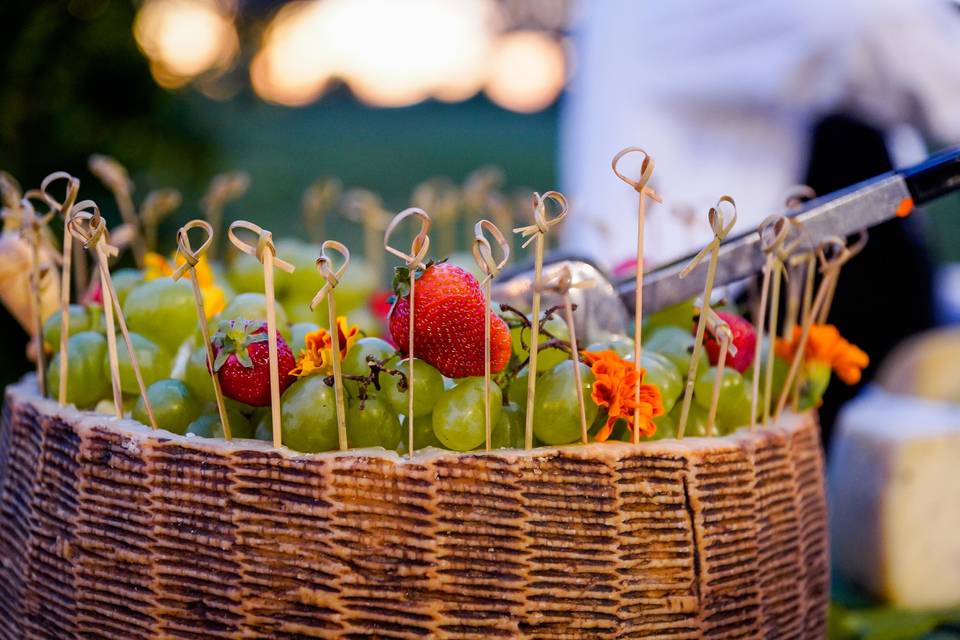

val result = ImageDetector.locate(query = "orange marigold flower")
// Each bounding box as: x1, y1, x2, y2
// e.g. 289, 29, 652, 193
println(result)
290, 317, 360, 378
775, 323, 869, 385
583, 350, 664, 442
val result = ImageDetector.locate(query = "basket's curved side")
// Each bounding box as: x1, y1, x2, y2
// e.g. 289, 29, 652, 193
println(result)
0, 382, 829, 639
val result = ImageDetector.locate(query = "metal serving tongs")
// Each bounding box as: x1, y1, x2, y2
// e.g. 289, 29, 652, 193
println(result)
493, 145, 960, 343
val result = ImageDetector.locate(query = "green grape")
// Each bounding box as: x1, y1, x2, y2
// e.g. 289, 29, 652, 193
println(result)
133, 379, 202, 435
347, 307, 382, 338
405, 413, 444, 451
510, 316, 569, 372
103, 333, 171, 395
186, 406, 253, 439
432, 377, 502, 452
532, 361, 598, 445
94, 396, 136, 417
183, 346, 215, 403
280, 375, 338, 452
641, 351, 684, 414
289, 322, 320, 355
646, 326, 708, 379
491, 402, 524, 449
274, 240, 324, 299
643, 299, 695, 334
214, 293, 290, 334
227, 253, 264, 293
584, 334, 635, 359
382, 358, 444, 418
668, 402, 710, 437
253, 411, 272, 441
799, 361, 831, 411
346, 394, 401, 449
43, 304, 92, 351
342, 337, 395, 376
334, 258, 377, 314
123, 278, 198, 352
46, 331, 109, 408
111, 268, 144, 307
693, 367, 750, 428
649, 412, 678, 440
507, 367, 529, 408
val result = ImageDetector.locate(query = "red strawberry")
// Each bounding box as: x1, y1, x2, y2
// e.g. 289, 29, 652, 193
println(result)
699, 311, 756, 373
211, 319, 296, 406
388, 262, 511, 378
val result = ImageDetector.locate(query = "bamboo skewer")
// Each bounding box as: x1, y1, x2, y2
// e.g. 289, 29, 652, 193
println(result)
67, 202, 157, 428
343, 189, 392, 280
40, 172, 80, 405
472, 219, 510, 451
203, 172, 250, 258
676, 196, 737, 439
140, 189, 182, 253
18, 194, 55, 396
538, 266, 595, 444
88, 155, 147, 267
172, 220, 232, 440
228, 221, 295, 448
612, 147, 663, 444
384, 208, 432, 457
302, 178, 342, 245
310, 241, 352, 451
701, 308, 735, 437
750, 216, 789, 429
774, 233, 865, 420
514, 191, 568, 450
413, 178, 460, 258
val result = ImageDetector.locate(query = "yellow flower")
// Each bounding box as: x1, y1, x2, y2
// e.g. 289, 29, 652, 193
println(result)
775, 324, 869, 385
290, 317, 360, 378
143, 250, 225, 318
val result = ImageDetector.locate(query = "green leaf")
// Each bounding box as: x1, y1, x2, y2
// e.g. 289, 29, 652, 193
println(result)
237, 348, 254, 368
393, 266, 411, 298
212, 349, 230, 372
246, 333, 269, 345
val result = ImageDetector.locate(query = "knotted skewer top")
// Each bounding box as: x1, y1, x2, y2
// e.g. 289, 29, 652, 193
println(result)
40, 172, 80, 220
343, 189, 391, 230
680, 195, 738, 278
514, 191, 568, 249
66, 201, 119, 258
310, 241, 350, 311
227, 221, 294, 272
472, 220, 510, 286
172, 219, 214, 281
535, 265, 596, 296
816, 231, 868, 275
384, 207, 431, 270
611, 147, 664, 203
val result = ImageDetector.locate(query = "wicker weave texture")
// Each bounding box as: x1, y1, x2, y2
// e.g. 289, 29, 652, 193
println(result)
0, 380, 828, 639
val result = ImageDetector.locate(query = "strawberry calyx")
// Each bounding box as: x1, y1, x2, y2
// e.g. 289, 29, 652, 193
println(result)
391, 258, 437, 298
211, 318, 268, 371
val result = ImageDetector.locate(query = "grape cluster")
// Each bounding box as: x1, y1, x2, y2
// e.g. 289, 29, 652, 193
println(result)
43, 254, 802, 453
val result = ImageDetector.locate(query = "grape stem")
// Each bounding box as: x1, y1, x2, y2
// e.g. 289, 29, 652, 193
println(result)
329, 354, 406, 410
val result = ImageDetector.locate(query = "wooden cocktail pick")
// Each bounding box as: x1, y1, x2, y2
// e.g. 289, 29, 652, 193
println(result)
774, 232, 866, 420
18, 193, 57, 396
700, 307, 736, 437
750, 215, 790, 429
140, 189, 182, 253
384, 208, 432, 457
675, 196, 737, 439
612, 147, 664, 443
413, 177, 460, 258
343, 189, 391, 280
88, 154, 147, 267
781, 187, 816, 338
302, 178, 342, 245
172, 219, 232, 440
40, 172, 80, 406
817, 231, 867, 324
203, 172, 250, 257
472, 219, 510, 450
228, 221, 294, 448
514, 191, 568, 449
310, 240, 351, 451
67, 202, 157, 427
538, 266, 595, 444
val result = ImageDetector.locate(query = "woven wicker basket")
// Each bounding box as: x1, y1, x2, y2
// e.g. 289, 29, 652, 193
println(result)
0, 378, 828, 639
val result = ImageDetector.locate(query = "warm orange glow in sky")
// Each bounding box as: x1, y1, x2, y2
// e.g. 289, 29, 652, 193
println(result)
485, 31, 566, 113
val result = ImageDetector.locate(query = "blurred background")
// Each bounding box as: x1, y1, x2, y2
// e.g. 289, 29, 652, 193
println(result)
2, 1, 960, 637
